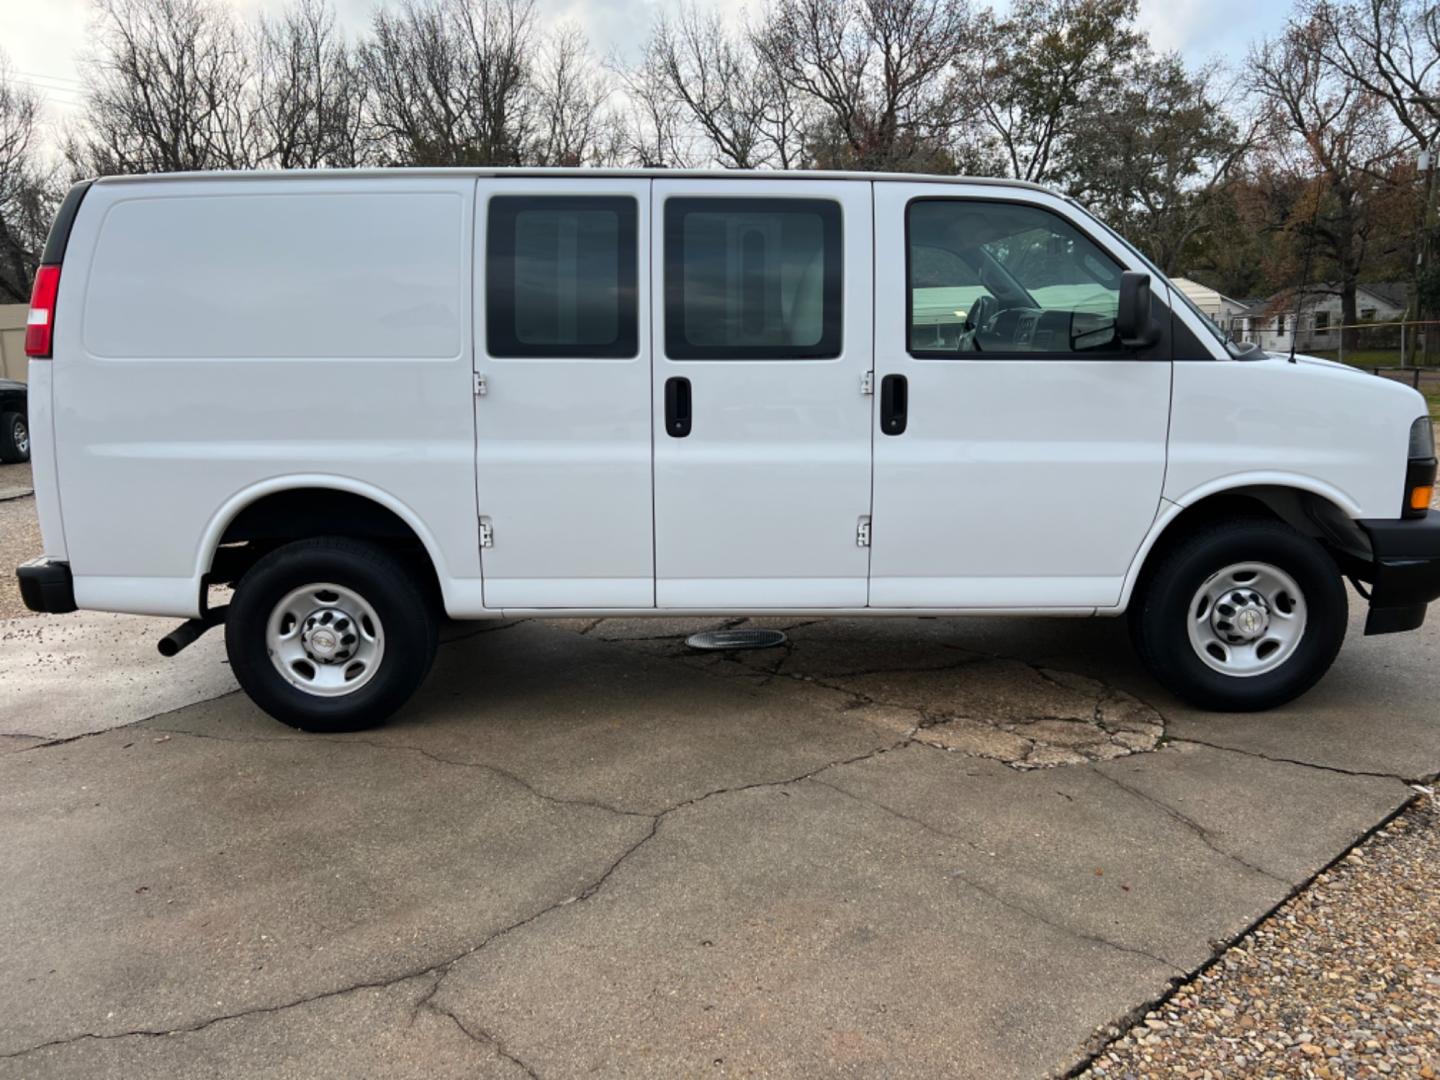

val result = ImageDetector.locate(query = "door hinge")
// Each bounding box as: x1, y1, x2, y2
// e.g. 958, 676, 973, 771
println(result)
479, 517, 494, 548
860, 371, 874, 396
856, 516, 871, 547
473, 372, 488, 396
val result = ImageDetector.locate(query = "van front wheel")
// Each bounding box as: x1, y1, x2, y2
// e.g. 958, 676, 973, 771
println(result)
225, 538, 438, 732
1128, 519, 1347, 711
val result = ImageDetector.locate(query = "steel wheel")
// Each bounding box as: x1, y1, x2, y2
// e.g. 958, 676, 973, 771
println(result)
1185, 561, 1307, 678
266, 582, 384, 697
12, 416, 27, 458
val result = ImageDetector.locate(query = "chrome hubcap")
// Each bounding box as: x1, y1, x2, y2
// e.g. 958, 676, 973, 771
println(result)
1187, 562, 1307, 678
13, 418, 27, 456
266, 583, 384, 697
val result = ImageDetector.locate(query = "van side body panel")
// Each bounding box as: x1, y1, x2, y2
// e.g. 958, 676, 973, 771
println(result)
52, 176, 482, 617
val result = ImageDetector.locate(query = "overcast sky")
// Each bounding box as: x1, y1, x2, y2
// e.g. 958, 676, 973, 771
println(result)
2, 0, 1293, 138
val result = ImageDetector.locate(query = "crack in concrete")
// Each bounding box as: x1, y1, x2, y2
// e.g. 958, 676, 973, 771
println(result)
1166, 736, 1434, 786
0, 730, 912, 1063
1059, 794, 1425, 1079
1088, 766, 1292, 886
425, 1000, 542, 1079
809, 776, 1187, 975
571, 623, 1165, 770
145, 725, 653, 820
8, 617, 519, 753
9, 687, 245, 754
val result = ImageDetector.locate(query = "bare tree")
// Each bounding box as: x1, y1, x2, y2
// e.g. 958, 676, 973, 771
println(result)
360, 0, 537, 167
609, 45, 694, 168
69, 0, 259, 174
529, 24, 612, 166
639, 6, 808, 168
1308, 0, 1439, 150
255, 0, 367, 169
0, 55, 59, 302
753, 0, 969, 171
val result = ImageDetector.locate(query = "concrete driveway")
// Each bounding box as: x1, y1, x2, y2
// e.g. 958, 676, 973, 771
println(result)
0, 597, 1435, 1078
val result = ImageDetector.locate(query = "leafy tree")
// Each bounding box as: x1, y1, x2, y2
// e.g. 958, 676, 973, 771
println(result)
1065, 54, 1254, 274
961, 0, 1144, 185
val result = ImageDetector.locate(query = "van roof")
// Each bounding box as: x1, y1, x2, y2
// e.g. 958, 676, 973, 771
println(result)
90, 166, 1056, 193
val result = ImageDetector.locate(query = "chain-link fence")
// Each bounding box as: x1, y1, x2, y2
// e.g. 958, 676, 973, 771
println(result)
1222, 316, 1440, 369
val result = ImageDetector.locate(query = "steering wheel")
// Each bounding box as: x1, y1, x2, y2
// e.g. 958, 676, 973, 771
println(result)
966, 294, 997, 333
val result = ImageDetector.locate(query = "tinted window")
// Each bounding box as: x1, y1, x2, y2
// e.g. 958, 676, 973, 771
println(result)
487, 196, 638, 358
907, 200, 1125, 358
665, 198, 842, 359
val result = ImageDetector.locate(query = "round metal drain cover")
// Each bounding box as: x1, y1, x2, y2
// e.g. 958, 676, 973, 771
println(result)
685, 628, 787, 651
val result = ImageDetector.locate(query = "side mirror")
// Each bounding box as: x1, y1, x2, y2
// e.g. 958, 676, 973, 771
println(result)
1117, 271, 1159, 348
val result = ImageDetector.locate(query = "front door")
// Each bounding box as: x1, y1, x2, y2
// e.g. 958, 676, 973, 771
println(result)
651, 179, 874, 608
474, 177, 654, 608
869, 183, 1172, 609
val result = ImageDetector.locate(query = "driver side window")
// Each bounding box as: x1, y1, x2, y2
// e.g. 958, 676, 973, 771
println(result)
907, 199, 1125, 358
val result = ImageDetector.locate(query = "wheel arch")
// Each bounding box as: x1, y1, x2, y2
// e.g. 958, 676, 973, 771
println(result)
1117, 481, 1370, 611
198, 476, 448, 604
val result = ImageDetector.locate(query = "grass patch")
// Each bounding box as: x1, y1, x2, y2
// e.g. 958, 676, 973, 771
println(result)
1306, 349, 1403, 368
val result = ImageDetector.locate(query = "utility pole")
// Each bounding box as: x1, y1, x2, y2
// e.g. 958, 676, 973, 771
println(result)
1409, 99, 1440, 367
1416, 142, 1438, 366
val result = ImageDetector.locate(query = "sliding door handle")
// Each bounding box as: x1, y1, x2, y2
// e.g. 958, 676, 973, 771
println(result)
880, 374, 908, 435
665, 376, 692, 438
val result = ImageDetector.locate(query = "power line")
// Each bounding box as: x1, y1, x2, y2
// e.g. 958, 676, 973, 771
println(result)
13, 69, 84, 89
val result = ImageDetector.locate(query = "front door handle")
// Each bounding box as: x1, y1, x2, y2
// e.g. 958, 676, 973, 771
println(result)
665, 376, 692, 438
880, 374, 908, 435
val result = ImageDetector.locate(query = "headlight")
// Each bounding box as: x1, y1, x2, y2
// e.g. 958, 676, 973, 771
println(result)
1409, 416, 1436, 461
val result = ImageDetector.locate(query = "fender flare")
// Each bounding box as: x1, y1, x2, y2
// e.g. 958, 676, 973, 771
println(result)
1112, 472, 1364, 611
195, 474, 451, 589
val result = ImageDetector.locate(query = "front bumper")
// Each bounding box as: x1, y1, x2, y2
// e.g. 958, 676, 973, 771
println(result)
16, 557, 76, 614
1357, 511, 1440, 634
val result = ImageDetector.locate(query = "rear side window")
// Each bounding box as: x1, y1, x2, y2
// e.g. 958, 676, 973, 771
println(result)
486, 196, 638, 359
83, 191, 464, 360
664, 198, 842, 360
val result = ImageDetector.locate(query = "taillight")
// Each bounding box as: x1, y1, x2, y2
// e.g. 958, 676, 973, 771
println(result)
25, 264, 61, 359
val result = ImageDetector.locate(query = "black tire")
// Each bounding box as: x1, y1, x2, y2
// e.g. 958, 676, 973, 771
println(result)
225, 537, 438, 732
1128, 517, 1347, 711
0, 412, 28, 464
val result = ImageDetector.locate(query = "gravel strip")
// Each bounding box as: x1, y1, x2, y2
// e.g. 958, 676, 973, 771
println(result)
0, 491, 42, 620
1082, 795, 1439, 1079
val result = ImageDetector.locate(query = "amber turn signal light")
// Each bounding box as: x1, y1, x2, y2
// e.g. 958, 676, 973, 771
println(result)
1411, 485, 1434, 512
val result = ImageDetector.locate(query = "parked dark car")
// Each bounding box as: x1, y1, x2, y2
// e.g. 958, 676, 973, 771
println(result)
0, 379, 28, 464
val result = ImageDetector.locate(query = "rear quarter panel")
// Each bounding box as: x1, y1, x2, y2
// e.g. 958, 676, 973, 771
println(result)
51, 176, 480, 616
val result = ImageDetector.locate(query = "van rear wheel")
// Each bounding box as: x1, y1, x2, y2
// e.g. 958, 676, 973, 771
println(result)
226, 538, 438, 732
1128, 518, 1347, 711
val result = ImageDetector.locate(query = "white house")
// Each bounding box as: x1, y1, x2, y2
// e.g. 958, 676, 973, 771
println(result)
1237, 283, 1408, 353
1170, 277, 1253, 336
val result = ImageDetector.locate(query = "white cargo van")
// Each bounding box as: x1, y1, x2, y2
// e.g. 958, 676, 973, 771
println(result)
15, 169, 1440, 732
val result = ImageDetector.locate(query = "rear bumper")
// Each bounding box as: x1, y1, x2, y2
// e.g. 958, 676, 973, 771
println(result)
16, 557, 76, 614
1357, 511, 1440, 634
